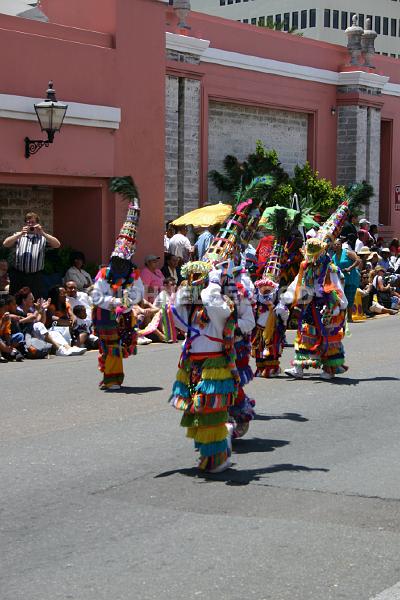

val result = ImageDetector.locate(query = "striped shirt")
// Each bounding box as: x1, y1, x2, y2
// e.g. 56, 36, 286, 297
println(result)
14, 234, 47, 273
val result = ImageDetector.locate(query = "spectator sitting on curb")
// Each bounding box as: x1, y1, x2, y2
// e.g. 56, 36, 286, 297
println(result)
0, 297, 24, 362
63, 251, 93, 291
140, 255, 164, 302
65, 280, 92, 316
161, 253, 182, 285
0, 259, 10, 293
71, 304, 98, 349
15, 286, 84, 357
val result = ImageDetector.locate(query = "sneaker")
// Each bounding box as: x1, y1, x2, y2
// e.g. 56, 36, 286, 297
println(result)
320, 371, 335, 380
56, 346, 74, 357
69, 347, 87, 355
226, 422, 234, 453
105, 384, 121, 390
209, 458, 232, 474
137, 336, 152, 345
284, 366, 304, 379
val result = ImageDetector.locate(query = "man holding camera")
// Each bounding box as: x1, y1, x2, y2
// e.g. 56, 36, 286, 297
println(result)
3, 211, 60, 299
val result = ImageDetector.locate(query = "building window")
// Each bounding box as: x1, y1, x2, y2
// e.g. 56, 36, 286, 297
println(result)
275, 14, 282, 26
382, 52, 388, 56
283, 13, 290, 31
227, 0, 233, 4
309, 9, 316, 27
332, 10, 339, 29
375, 16, 381, 34
391, 53, 396, 57
235, 0, 241, 3
341, 11, 348, 30
324, 9, 330, 27
301, 9, 307, 29
267, 15, 273, 27
258, 16, 265, 26
383, 17, 389, 35
359, 14, 364, 28
292, 11, 299, 28
391, 18, 397, 36
243, 18, 248, 23
220, 0, 226, 5
251, 17, 256, 24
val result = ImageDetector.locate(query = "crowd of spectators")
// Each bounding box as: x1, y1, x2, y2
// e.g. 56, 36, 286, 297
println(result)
337, 215, 400, 319
0, 214, 218, 362
1, 211, 398, 362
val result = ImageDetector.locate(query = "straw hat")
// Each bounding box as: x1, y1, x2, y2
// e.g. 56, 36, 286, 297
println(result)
357, 246, 371, 256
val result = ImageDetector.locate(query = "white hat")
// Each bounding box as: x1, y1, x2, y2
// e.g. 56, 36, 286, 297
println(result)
381, 247, 390, 253
359, 218, 370, 226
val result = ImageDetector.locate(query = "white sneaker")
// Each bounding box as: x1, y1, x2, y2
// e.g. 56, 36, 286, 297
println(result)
284, 366, 304, 379
105, 384, 121, 390
209, 458, 232, 474
226, 422, 234, 453
56, 346, 74, 357
320, 371, 335, 380
137, 336, 152, 345
70, 347, 87, 355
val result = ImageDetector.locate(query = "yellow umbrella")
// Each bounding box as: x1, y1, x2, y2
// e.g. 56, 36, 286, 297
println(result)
172, 203, 232, 228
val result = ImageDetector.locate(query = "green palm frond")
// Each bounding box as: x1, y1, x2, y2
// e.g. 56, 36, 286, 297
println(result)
109, 176, 139, 201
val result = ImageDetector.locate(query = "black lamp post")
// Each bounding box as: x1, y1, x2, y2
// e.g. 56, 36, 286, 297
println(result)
25, 81, 68, 158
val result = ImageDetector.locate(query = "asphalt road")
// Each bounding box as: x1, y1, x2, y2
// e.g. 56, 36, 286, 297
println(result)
1, 316, 400, 600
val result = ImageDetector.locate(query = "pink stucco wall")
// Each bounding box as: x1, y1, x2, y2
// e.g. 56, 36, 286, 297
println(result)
1, 0, 399, 264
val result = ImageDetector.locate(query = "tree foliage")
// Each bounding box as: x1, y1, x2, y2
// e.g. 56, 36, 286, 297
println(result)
208, 141, 373, 216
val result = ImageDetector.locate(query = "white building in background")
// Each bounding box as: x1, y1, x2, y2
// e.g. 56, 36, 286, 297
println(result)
190, 0, 400, 58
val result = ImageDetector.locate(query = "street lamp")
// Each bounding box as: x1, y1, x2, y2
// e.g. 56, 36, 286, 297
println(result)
25, 81, 68, 159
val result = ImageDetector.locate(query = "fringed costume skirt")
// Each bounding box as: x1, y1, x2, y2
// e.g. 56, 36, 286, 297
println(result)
93, 308, 137, 388
229, 336, 255, 425
169, 352, 236, 471
293, 304, 348, 374
251, 322, 284, 378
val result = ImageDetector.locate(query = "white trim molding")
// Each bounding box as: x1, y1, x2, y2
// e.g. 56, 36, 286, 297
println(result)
202, 47, 339, 85
185, 43, 400, 97
166, 32, 210, 57
337, 70, 389, 90
0, 94, 121, 129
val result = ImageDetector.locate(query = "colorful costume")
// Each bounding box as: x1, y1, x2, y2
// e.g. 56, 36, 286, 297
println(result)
170, 262, 238, 473
92, 177, 143, 389
282, 201, 350, 379
226, 269, 256, 437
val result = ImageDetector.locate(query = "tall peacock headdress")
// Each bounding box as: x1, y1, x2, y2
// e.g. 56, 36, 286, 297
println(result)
109, 176, 141, 261
255, 206, 303, 289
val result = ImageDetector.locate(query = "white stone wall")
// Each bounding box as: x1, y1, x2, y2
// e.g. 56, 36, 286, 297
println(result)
208, 101, 308, 200
0, 186, 53, 241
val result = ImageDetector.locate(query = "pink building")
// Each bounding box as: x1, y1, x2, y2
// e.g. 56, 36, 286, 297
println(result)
0, 0, 399, 271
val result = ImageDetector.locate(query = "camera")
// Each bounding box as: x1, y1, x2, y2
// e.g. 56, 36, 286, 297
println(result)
29, 227, 35, 232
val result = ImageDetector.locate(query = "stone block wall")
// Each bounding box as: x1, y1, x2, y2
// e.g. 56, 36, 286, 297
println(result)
0, 186, 54, 242
336, 104, 381, 225
208, 101, 308, 200
165, 75, 179, 222
165, 75, 201, 221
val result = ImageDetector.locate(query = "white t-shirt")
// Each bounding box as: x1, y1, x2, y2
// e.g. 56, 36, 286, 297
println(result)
168, 233, 192, 262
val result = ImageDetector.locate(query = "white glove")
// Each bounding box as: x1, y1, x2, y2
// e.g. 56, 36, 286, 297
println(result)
275, 302, 289, 325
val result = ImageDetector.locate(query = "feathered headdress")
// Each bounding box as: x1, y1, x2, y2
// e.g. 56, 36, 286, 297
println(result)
204, 175, 275, 266
109, 176, 141, 261
255, 207, 302, 289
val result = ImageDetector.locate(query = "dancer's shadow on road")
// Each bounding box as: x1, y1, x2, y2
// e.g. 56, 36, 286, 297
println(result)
106, 386, 163, 394
156, 463, 329, 486
255, 412, 309, 423
308, 376, 399, 387
233, 437, 289, 454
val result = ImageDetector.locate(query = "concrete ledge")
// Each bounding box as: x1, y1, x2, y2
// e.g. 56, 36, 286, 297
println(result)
0, 93, 121, 129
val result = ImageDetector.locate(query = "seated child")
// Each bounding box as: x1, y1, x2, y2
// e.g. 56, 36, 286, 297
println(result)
72, 304, 98, 349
